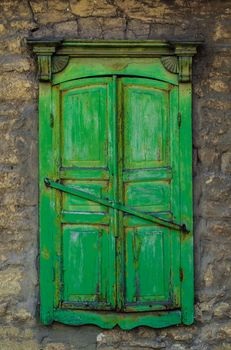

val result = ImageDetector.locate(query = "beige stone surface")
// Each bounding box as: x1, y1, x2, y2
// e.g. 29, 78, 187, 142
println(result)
0, 268, 22, 298
0, 0, 231, 349
70, 0, 117, 17
0, 341, 39, 350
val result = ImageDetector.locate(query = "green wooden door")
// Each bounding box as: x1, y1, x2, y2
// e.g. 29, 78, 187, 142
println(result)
53, 75, 181, 312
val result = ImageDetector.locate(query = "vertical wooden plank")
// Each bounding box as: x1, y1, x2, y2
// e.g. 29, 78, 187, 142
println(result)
170, 86, 181, 307
39, 82, 55, 324
52, 85, 62, 309
111, 75, 124, 310
117, 78, 125, 311
179, 82, 194, 324
107, 76, 117, 308
111, 75, 118, 238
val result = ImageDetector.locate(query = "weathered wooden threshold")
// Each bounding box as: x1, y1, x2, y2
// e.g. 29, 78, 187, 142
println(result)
53, 309, 182, 330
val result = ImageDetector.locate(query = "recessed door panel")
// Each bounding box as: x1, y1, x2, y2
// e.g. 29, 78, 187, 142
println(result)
123, 82, 169, 169
125, 226, 171, 311
62, 84, 108, 167
124, 181, 170, 212
62, 225, 114, 309
62, 181, 109, 213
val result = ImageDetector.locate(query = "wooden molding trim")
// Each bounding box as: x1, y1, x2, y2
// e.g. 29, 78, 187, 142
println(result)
27, 39, 202, 82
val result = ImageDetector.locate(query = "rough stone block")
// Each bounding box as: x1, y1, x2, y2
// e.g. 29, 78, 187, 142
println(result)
0, 74, 35, 100
213, 22, 231, 41
29, 0, 47, 14
0, 268, 22, 299
0, 0, 32, 20
78, 17, 103, 39
197, 147, 220, 171
34, 10, 74, 25
44, 343, 66, 350
114, 0, 171, 22
48, 0, 70, 11
102, 18, 126, 39
126, 19, 150, 39
0, 341, 38, 350
53, 21, 78, 36
0, 37, 23, 54
0, 55, 31, 73
70, 0, 116, 17
221, 152, 231, 174
213, 302, 231, 318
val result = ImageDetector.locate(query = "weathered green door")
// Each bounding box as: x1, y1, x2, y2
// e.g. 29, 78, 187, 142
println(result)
52, 75, 180, 313
30, 40, 200, 329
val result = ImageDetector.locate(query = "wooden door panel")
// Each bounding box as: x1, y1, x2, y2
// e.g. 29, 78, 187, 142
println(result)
124, 181, 170, 212
123, 80, 169, 169
62, 180, 109, 213
61, 84, 108, 168
62, 225, 115, 309
124, 226, 171, 311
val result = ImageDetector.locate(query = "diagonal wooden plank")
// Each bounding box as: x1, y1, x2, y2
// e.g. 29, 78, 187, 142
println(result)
44, 178, 189, 233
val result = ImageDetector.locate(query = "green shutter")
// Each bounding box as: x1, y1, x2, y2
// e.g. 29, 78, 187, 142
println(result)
28, 40, 201, 329
60, 77, 116, 310
119, 77, 180, 312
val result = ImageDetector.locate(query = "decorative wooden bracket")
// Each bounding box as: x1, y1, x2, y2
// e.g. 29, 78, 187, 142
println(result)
161, 42, 201, 82
27, 40, 69, 81
173, 42, 199, 82
29, 42, 58, 81
52, 56, 69, 74
160, 56, 179, 74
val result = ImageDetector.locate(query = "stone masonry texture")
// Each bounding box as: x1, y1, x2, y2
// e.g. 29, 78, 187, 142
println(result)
0, 0, 231, 349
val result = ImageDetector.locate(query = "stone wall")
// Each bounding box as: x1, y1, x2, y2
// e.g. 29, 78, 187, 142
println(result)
0, 0, 231, 349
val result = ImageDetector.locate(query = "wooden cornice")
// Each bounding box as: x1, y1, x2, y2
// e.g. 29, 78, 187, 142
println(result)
27, 39, 202, 82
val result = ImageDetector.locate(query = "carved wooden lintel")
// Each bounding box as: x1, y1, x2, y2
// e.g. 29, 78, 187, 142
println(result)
27, 39, 202, 82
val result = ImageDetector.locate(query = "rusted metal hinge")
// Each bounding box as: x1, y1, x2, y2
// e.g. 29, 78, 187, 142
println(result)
52, 267, 55, 282
50, 113, 54, 128
44, 177, 189, 233
177, 112, 181, 128
180, 268, 184, 282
